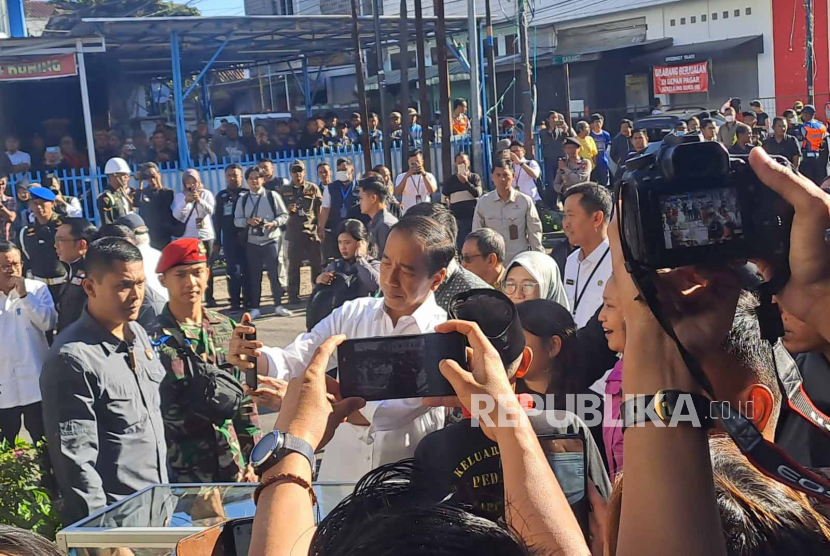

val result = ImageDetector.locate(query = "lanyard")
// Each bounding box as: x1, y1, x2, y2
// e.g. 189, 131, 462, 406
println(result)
341, 181, 355, 202
409, 175, 424, 197
572, 246, 610, 315
247, 193, 263, 219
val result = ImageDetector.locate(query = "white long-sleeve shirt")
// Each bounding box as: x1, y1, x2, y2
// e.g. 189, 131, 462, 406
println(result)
0, 279, 57, 409
172, 189, 216, 241
262, 294, 447, 482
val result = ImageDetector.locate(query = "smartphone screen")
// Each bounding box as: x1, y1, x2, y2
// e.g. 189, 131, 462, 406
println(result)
337, 332, 468, 401
537, 434, 588, 535
243, 325, 257, 390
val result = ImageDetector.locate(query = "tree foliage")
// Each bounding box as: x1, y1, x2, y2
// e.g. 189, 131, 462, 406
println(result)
46, 0, 200, 32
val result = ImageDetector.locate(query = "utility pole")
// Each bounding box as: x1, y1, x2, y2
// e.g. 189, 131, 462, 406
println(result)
350, 0, 373, 170
805, 0, 815, 104
518, 0, 534, 156
485, 0, 498, 159
399, 0, 411, 165
414, 0, 432, 172
372, 0, 392, 169
563, 63, 572, 127
434, 0, 452, 181
467, 0, 482, 172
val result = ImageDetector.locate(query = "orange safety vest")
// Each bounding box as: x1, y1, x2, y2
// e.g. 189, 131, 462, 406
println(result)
801, 120, 827, 152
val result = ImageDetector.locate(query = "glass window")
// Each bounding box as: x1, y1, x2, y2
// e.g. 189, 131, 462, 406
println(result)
723, 11, 729, 18
734, 9, 740, 16
691, 16, 696, 23
746, 7, 752, 15
701, 14, 707, 22
712, 12, 717, 20
680, 17, 686, 25
670, 19, 676, 26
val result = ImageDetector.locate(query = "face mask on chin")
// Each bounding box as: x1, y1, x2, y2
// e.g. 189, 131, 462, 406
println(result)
336, 170, 350, 182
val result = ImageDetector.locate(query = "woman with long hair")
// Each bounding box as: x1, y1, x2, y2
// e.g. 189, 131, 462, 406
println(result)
315, 218, 380, 297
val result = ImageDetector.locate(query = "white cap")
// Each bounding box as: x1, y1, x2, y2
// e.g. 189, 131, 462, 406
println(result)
104, 157, 131, 175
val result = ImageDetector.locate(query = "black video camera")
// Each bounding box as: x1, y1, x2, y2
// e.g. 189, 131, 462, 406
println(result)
618, 134, 794, 271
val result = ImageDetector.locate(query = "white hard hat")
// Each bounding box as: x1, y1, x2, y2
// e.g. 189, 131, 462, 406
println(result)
104, 157, 131, 175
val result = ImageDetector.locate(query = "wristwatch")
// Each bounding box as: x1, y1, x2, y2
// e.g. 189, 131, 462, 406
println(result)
621, 389, 714, 432
250, 430, 315, 476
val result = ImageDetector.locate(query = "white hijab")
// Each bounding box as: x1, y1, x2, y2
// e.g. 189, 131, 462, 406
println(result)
505, 251, 570, 311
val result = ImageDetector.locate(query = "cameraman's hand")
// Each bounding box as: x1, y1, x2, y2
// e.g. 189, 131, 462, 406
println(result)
274, 335, 366, 451
750, 148, 830, 340
424, 320, 523, 442
558, 158, 568, 171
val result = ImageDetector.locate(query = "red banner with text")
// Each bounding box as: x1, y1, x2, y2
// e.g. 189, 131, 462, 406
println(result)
0, 54, 77, 82
653, 62, 709, 94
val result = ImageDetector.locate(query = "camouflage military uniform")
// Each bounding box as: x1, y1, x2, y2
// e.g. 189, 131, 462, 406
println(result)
149, 306, 261, 483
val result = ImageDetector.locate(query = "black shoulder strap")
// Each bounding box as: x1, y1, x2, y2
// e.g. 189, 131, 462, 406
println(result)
266, 189, 279, 218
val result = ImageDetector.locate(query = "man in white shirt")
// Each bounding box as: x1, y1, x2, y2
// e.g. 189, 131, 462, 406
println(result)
228, 215, 454, 481
5, 135, 31, 180
562, 183, 612, 328
508, 140, 542, 201
0, 241, 57, 444
394, 149, 438, 213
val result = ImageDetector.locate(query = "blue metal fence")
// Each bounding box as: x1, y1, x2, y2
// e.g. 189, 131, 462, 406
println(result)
10, 135, 540, 226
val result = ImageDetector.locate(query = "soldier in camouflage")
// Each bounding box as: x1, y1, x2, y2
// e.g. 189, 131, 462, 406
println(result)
148, 238, 260, 483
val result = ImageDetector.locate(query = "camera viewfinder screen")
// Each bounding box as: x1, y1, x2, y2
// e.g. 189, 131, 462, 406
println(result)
660, 187, 743, 250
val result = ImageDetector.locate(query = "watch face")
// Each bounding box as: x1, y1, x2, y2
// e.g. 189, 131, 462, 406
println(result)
251, 431, 281, 467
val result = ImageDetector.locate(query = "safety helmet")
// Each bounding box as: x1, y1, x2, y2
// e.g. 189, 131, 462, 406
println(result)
104, 157, 131, 175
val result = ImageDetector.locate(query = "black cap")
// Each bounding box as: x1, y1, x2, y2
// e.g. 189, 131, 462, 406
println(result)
516, 299, 576, 339
448, 289, 525, 368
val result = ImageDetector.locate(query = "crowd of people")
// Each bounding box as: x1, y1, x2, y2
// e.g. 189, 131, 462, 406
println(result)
1, 93, 830, 556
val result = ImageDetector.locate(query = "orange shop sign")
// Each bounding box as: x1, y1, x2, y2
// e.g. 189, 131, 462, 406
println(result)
0, 54, 77, 81
653, 62, 708, 94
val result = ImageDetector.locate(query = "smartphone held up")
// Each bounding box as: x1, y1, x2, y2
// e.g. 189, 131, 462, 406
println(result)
337, 332, 468, 401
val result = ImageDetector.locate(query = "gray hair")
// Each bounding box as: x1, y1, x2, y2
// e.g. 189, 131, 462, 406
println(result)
576, 121, 590, 133
465, 228, 506, 264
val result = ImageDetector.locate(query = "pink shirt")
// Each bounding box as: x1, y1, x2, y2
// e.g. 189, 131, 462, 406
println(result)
603, 359, 624, 480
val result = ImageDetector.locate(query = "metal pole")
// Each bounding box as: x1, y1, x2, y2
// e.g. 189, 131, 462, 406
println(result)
805, 0, 815, 104
302, 56, 313, 118
485, 0, 498, 159
170, 31, 191, 168
399, 0, 411, 166
434, 0, 453, 182
350, 0, 373, 170
479, 22, 491, 180
467, 0, 482, 172
518, 0, 534, 157
269, 71, 275, 111
76, 40, 100, 211
414, 0, 431, 172
284, 75, 291, 112
563, 63, 572, 127
372, 0, 392, 169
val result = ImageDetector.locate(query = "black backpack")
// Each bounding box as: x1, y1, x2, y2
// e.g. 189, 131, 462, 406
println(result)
160, 326, 244, 426
306, 261, 363, 331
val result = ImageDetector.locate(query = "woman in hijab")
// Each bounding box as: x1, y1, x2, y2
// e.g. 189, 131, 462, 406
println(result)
502, 251, 570, 309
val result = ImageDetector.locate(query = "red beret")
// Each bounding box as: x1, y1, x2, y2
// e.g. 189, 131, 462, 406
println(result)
156, 238, 208, 274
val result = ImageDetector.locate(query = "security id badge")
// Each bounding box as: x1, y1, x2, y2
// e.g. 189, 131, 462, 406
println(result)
340, 204, 348, 219
196, 217, 206, 229
509, 224, 519, 240
223, 202, 234, 216
415, 195, 423, 204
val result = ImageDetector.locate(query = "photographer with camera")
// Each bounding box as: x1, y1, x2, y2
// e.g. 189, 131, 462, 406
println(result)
394, 149, 437, 213
233, 166, 291, 320
135, 162, 175, 250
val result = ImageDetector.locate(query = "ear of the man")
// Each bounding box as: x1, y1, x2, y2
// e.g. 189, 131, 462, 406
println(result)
743, 384, 776, 435
514, 346, 534, 379
81, 277, 96, 298
430, 268, 447, 291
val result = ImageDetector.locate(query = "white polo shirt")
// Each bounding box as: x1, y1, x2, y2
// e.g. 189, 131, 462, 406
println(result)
395, 172, 438, 213
512, 158, 541, 201
563, 237, 612, 328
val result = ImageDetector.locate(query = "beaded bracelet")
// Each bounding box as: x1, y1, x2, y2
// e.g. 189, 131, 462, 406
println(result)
254, 473, 318, 507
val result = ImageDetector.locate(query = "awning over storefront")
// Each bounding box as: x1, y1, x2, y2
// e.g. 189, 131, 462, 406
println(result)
492, 37, 672, 70
364, 63, 470, 91
631, 35, 764, 67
